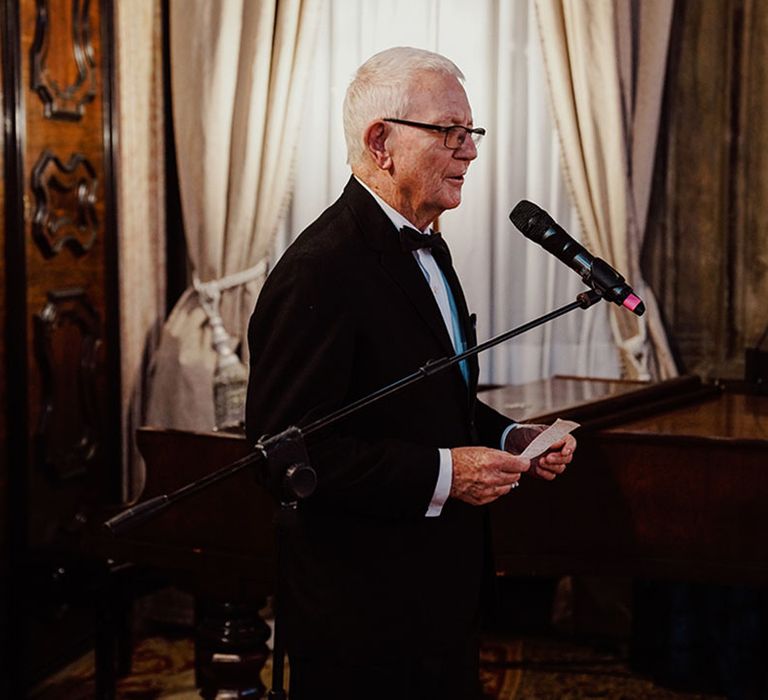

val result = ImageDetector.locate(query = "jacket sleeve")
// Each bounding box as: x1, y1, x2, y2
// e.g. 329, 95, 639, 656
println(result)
474, 398, 516, 449
245, 253, 439, 521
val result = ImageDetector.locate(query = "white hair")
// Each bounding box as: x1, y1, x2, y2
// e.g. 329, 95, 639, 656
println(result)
343, 46, 465, 168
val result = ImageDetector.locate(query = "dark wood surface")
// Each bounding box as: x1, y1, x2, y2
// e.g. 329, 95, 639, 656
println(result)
97, 428, 276, 600
103, 375, 768, 588
479, 374, 716, 426
485, 377, 768, 584
90, 428, 276, 698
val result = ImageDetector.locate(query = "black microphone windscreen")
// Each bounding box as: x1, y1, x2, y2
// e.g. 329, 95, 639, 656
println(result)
509, 200, 551, 240
509, 199, 646, 316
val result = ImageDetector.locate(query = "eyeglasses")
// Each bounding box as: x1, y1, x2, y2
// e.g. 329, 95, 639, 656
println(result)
383, 118, 486, 150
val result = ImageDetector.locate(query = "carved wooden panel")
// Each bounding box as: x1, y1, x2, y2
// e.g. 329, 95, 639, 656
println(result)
34, 289, 102, 480
31, 149, 99, 257
19, 0, 116, 558
29, 0, 96, 120
643, 0, 768, 379
3, 0, 119, 689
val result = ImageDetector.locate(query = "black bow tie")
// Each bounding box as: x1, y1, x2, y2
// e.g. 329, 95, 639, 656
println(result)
399, 226, 447, 254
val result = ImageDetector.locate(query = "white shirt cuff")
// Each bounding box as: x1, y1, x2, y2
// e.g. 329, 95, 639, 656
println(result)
425, 448, 453, 517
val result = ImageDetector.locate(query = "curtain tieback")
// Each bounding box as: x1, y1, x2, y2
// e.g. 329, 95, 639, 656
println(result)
193, 258, 268, 353
193, 259, 268, 430
196, 259, 268, 299
616, 326, 650, 381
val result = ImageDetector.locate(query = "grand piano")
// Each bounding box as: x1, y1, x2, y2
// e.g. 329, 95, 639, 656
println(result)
90, 374, 768, 697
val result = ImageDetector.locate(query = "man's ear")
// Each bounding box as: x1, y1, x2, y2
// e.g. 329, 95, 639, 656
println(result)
364, 121, 393, 170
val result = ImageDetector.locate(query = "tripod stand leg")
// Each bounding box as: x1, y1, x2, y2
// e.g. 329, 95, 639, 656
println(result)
267, 600, 287, 699
268, 515, 292, 699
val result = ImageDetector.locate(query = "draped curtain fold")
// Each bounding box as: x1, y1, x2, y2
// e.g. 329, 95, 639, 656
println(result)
534, 0, 677, 379
115, 0, 166, 502
145, 0, 323, 435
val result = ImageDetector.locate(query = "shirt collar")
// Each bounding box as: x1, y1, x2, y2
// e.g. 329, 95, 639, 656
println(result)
354, 175, 432, 235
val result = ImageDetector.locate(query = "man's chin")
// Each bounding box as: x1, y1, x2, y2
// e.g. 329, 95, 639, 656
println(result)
440, 195, 462, 211
443, 180, 465, 204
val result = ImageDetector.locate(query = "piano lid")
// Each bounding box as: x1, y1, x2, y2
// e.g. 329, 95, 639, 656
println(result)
479, 374, 718, 429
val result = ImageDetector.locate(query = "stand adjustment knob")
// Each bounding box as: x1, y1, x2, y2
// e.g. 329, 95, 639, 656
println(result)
283, 463, 317, 500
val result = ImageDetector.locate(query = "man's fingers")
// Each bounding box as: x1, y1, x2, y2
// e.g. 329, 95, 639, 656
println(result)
473, 482, 520, 505
482, 470, 522, 488
450, 447, 532, 505
540, 453, 570, 469
497, 454, 530, 474
534, 467, 557, 481
539, 435, 577, 466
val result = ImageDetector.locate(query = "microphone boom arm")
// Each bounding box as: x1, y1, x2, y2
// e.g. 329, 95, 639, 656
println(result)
104, 289, 603, 535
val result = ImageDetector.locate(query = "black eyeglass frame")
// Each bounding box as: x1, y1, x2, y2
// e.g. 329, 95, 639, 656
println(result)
382, 118, 486, 150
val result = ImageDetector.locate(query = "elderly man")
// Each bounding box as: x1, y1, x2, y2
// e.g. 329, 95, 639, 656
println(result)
245, 47, 575, 699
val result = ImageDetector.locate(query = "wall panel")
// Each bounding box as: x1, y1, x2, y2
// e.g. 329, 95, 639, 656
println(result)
2, 0, 121, 688
644, 0, 768, 379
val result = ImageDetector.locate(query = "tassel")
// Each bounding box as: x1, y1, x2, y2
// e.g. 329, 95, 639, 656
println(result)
210, 316, 247, 432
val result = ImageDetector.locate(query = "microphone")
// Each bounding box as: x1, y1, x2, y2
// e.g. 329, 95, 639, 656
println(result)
509, 200, 645, 316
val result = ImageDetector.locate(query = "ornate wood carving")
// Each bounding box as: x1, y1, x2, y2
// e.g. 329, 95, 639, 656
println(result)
30, 0, 96, 120
31, 149, 99, 258
34, 289, 102, 481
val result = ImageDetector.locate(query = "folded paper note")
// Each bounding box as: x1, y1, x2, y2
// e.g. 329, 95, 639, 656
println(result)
519, 418, 580, 459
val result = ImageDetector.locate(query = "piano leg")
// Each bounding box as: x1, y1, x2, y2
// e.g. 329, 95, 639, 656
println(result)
93, 560, 138, 700
194, 597, 272, 699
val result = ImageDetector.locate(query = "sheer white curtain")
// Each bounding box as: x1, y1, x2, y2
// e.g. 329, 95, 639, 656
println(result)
275, 0, 620, 386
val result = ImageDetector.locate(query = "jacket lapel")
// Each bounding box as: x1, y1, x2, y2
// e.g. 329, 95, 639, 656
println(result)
343, 177, 457, 360
378, 250, 458, 359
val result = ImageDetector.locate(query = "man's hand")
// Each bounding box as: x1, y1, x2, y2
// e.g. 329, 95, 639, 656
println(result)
504, 423, 576, 481
450, 447, 530, 506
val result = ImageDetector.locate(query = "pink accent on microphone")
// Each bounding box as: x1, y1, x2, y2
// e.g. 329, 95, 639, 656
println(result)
623, 293, 642, 312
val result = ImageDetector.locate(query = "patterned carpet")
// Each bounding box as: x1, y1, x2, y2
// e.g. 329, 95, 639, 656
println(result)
32, 631, 725, 699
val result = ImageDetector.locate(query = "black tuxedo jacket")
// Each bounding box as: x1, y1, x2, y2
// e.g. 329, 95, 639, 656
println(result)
245, 176, 512, 656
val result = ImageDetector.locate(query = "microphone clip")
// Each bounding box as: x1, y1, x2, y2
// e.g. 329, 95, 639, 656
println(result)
584, 259, 646, 316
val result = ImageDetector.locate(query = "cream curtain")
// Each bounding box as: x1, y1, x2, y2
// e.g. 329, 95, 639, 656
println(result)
146, 0, 324, 433
115, 0, 166, 502
534, 0, 677, 379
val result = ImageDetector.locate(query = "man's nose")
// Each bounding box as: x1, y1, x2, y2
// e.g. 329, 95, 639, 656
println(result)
455, 136, 478, 161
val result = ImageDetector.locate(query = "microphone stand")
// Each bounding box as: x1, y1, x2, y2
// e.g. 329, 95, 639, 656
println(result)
104, 288, 603, 698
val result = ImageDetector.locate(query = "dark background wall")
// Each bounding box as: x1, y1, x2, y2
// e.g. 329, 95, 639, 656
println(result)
644, 0, 768, 380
